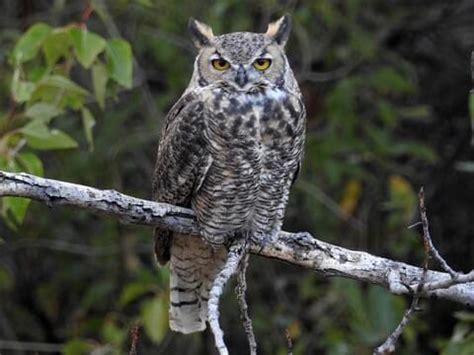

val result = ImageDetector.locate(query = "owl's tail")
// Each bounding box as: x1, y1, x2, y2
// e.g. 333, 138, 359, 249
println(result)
169, 233, 227, 334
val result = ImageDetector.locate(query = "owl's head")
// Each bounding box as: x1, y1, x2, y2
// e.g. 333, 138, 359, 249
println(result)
188, 16, 292, 91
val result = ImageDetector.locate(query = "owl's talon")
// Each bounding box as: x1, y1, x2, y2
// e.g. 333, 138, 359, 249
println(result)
250, 232, 277, 254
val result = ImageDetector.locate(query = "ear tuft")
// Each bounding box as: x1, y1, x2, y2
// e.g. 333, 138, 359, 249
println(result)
188, 18, 215, 48
265, 15, 291, 47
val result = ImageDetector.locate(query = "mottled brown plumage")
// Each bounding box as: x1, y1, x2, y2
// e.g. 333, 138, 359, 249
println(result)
153, 15, 305, 334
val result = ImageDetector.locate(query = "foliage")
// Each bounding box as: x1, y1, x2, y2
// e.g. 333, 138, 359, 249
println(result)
1, 20, 132, 227
0, 1, 472, 354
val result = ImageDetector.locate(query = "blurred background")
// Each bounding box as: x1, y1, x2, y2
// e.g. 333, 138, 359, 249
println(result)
0, 0, 473, 354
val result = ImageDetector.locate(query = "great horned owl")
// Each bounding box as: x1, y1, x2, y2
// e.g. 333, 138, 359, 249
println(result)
152, 15, 305, 334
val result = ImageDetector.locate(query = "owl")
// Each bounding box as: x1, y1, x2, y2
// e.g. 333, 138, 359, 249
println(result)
152, 15, 306, 334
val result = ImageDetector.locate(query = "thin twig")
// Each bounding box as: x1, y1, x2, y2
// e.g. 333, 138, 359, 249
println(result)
418, 187, 457, 276
413, 270, 474, 292
208, 239, 247, 355
236, 252, 257, 355
80, 0, 93, 26
128, 323, 140, 355
405, 188, 474, 292
285, 329, 294, 355
374, 296, 420, 354
407, 221, 422, 229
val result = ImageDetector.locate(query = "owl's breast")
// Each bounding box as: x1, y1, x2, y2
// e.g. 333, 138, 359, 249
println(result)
193, 87, 305, 242
203, 88, 303, 142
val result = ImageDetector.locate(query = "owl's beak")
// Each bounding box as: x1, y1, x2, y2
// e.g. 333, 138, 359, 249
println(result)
235, 65, 248, 88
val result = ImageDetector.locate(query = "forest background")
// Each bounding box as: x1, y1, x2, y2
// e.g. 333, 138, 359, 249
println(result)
0, 1, 473, 354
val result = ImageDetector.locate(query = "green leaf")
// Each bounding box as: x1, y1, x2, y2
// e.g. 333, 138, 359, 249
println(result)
27, 130, 78, 150
20, 120, 51, 138
63, 339, 94, 355
11, 67, 36, 103
102, 318, 125, 346
377, 101, 398, 126
366, 286, 399, 336
24, 126, 78, 150
350, 29, 375, 58
388, 175, 416, 221
398, 105, 431, 121
39, 75, 89, 96
92, 63, 108, 109
140, 295, 168, 343
390, 141, 437, 162
25, 103, 63, 122
29, 66, 48, 82
3, 197, 31, 224
119, 282, 153, 307
11, 23, 51, 64
0, 264, 14, 291
79, 281, 115, 311
69, 27, 106, 68
0, 158, 31, 226
442, 332, 474, 355
106, 39, 133, 88
370, 67, 415, 95
12, 81, 36, 103
16, 153, 44, 176
42, 29, 71, 67
81, 107, 95, 151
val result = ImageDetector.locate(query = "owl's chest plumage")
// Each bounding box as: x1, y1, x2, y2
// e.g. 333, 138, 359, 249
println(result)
192, 87, 305, 242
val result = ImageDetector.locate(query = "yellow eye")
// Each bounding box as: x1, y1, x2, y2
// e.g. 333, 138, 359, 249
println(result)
211, 59, 230, 70
253, 58, 272, 71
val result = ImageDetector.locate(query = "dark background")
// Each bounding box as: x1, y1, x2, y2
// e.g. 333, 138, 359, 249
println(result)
0, 0, 473, 354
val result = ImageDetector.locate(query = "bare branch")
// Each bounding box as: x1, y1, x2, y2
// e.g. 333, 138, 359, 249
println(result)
285, 329, 294, 355
418, 187, 456, 276
128, 323, 140, 355
417, 270, 474, 291
373, 296, 421, 355
0, 171, 473, 308
208, 239, 247, 355
374, 186, 474, 354
236, 252, 257, 355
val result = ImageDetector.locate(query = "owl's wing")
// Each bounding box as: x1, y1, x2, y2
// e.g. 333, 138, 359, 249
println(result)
152, 92, 210, 264
291, 98, 306, 186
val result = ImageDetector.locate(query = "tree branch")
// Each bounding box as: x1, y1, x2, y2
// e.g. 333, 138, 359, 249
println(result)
236, 252, 257, 355
208, 239, 247, 355
0, 171, 473, 307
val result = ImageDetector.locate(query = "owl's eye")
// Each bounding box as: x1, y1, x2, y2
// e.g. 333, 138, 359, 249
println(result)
253, 58, 272, 71
211, 59, 230, 71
